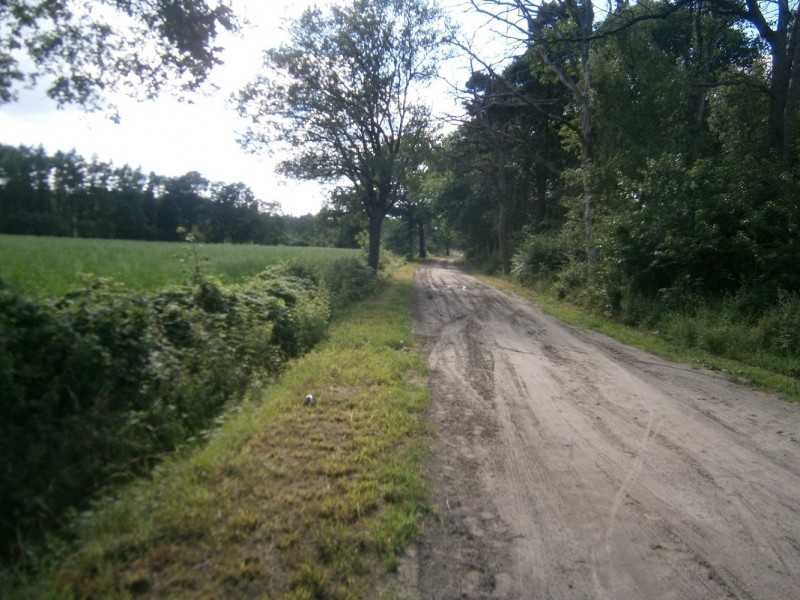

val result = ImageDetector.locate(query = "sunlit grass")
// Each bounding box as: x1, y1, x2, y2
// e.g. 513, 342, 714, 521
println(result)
0, 234, 359, 298
12, 263, 429, 599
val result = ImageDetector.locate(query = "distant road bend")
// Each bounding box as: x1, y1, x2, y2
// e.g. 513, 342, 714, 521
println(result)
398, 257, 800, 599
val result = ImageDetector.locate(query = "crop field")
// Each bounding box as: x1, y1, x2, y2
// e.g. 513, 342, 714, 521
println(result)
0, 235, 360, 298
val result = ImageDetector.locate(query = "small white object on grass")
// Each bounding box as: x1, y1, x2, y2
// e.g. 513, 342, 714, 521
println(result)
305, 394, 316, 406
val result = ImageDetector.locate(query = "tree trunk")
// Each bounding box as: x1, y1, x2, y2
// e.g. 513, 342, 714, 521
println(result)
528, 0, 595, 278
732, 0, 799, 167
781, 10, 800, 167
498, 199, 509, 273
770, 38, 791, 165
367, 209, 383, 270
418, 219, 427, 258
580, 0, 596, 281
494, 139, 510, 274
533, 169, 547, 226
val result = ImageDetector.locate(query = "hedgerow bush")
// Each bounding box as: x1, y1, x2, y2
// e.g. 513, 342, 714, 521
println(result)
0, 257, 378, 564
761, 291, 800, 356
322, 257, 379, 313
511, 232, 568, 285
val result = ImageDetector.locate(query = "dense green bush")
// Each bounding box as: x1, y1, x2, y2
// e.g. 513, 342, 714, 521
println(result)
0, 257, 379, 563
568, 282, 800, 376
322, 257, 380, 313
758, 292, 800, 357
511, 232, 568, 284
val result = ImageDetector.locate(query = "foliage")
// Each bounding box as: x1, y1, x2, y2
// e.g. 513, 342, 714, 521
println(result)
0, 142, 367, 251
430, 53, 574, 271
761, 292, 800, 358
0, 0, 238, 112
0, 255, 379, 566
323, 257, 381, 313
619, 155, 798, 296
237, 0, 446, 269
0, 144, 289, 244
2, 264, 425, 599
511, 231, 568, 284
434, 0, 800, 343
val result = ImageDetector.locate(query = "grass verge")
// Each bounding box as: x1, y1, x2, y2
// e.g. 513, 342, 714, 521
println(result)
475, 273, 800, 404
9, 263, 428, 599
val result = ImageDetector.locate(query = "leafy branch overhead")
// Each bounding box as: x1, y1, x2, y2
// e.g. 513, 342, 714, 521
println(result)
0, 0, 238, 112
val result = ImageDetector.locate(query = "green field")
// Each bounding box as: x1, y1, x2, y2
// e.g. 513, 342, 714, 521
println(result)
0, 235, 360, 298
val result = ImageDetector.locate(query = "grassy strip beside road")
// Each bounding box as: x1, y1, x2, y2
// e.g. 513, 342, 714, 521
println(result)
478, 273, 800, 404
16, 263, 428, 599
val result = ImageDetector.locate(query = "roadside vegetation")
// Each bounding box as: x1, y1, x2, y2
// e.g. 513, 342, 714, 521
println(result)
474, 265, 800, 404
2, 262, 426, 599
0, 237, 396, 586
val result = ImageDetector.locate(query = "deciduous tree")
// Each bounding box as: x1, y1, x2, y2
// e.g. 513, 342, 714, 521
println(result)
236, 0, 445, 269
468, 0, 597, 275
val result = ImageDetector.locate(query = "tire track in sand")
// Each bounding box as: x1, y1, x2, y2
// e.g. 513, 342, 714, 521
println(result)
394, 259, 800, 599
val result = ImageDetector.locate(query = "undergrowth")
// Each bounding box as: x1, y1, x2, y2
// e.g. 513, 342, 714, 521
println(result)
2, 263, 428, 599
480, 272, 800, 403
0, 255, 380, 573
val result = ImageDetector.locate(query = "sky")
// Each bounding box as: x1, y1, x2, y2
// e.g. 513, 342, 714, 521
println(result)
0, 0, 513, 216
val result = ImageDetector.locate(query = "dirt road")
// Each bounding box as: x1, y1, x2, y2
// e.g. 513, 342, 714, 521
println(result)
397, 258, 800, 599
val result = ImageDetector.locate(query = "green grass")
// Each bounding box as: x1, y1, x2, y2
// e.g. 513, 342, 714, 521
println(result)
7, 263, 429, 599
0, 235, 359, 298
476, 273, 800, 403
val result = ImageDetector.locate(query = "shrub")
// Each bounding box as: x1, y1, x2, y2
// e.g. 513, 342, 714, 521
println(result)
322, 257, 379, 313
760, 291, 800, 356
511, 232, 568, 284
0, 256, 378, 564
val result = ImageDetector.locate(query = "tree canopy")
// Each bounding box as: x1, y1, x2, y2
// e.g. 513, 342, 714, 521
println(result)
0, 143, 347, 246
423, 0, 800, 309
236, 0, 446, 269
0, 0, 238, 112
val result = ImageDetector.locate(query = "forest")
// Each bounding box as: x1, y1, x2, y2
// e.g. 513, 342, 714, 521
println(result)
422, 0, 800, 346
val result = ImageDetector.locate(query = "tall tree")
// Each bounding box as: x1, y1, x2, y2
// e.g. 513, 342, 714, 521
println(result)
708, 0, 800, 166
154, 171, 208, 240
0, 0, 237, 112
469, 0, 598, 275
463, 70, 517, 272
431, 130, 501, 262
236, 0, 445, 269
591, 0, 756, 175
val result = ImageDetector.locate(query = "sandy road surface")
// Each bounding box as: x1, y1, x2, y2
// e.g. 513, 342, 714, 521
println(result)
396, 258, 800, 599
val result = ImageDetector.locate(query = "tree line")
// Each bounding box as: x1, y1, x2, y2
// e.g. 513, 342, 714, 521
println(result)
0, 144, 361, 248
426, 0, 800, 314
